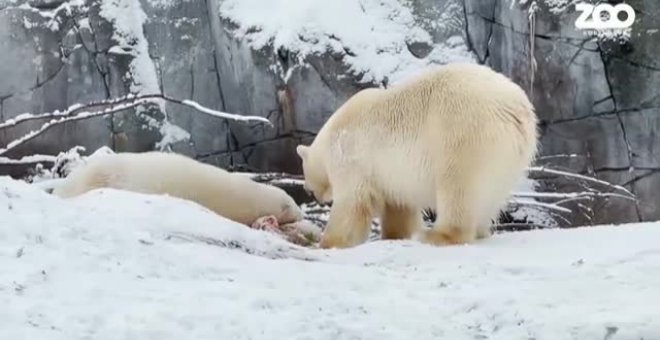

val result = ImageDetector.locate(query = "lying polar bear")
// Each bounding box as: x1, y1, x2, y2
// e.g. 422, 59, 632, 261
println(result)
53, 151, 303, 226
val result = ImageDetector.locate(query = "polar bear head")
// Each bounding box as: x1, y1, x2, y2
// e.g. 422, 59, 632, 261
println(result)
296, 145, 332, 204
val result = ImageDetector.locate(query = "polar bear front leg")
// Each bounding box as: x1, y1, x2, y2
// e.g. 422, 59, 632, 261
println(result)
320, 197, 374, 249
380, 203, 422, 240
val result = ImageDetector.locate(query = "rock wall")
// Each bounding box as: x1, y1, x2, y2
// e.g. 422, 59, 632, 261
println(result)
465, 0, 660, 223
0, 0, 658, 223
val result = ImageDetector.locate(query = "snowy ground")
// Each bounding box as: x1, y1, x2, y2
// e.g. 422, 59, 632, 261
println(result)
1, 176, 659, 340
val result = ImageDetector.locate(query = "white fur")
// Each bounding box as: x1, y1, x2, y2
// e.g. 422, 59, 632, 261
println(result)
53, 152, 303, 225
297, 63, 538, 248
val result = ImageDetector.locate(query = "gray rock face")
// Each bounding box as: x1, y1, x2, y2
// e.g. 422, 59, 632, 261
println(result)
0, 0, 658, 224
465, 0, 660, 223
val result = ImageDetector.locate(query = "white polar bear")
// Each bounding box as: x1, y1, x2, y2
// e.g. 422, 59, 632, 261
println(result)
53, 151, 303, 226
296, 63, 538, 249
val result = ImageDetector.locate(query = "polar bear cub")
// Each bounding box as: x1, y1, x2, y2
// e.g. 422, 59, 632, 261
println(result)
296, 63, 538, 249
53, 152, 303, 225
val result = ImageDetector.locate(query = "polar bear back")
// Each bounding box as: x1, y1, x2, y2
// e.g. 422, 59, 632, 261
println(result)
53, 152, 303, 225
319, 63, 535, 147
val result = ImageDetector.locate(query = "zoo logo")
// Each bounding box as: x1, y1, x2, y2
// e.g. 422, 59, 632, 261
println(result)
574, 3, 636, 30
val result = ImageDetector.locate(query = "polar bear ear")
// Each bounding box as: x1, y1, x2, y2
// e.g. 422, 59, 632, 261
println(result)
296, 145, 309, 160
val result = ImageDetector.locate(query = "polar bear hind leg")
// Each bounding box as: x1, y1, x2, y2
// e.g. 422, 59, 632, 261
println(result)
380, 202, 423, 240
421, 179, 480, 245
420, 138, 530, 245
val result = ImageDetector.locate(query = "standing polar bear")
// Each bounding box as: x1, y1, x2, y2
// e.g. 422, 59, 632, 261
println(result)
297, 63, 538, 249
53, 152, 303, 226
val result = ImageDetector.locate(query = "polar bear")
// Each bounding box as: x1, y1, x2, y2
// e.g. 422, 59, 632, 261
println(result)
53, 151, 303, 225
296, 63, 538, 249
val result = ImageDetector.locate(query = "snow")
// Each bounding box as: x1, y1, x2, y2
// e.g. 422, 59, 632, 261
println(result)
2, 176, 659, 339
219, 0, 474, 85
99, 0, 159, 95
12, 0, 85, 31
155, 121, 191, 150
98, 0, 193, 150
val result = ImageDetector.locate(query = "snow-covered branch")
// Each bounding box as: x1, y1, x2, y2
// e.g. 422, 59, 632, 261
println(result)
527, 166, 634, 197
235, 172, 305, 187
512, 191, 635, 202
534, 154, 581, 162
179, 100, 270, 123
508, 198, 573, 214
0, 94, 272, 157
241, 166, 638, 230
0, 154, 57, 165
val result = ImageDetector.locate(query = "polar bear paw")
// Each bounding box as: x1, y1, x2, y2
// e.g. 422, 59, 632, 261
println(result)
416, 225, 476, 246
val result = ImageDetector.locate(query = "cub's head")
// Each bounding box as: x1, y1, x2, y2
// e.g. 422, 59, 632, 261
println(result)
296, 145, 332, 204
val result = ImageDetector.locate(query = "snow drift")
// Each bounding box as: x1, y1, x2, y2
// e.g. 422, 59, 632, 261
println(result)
1, 177, 659, 339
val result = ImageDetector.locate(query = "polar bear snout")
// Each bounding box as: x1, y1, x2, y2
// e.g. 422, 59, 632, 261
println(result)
302, 182, 332, 205
313, 189, 333, 205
